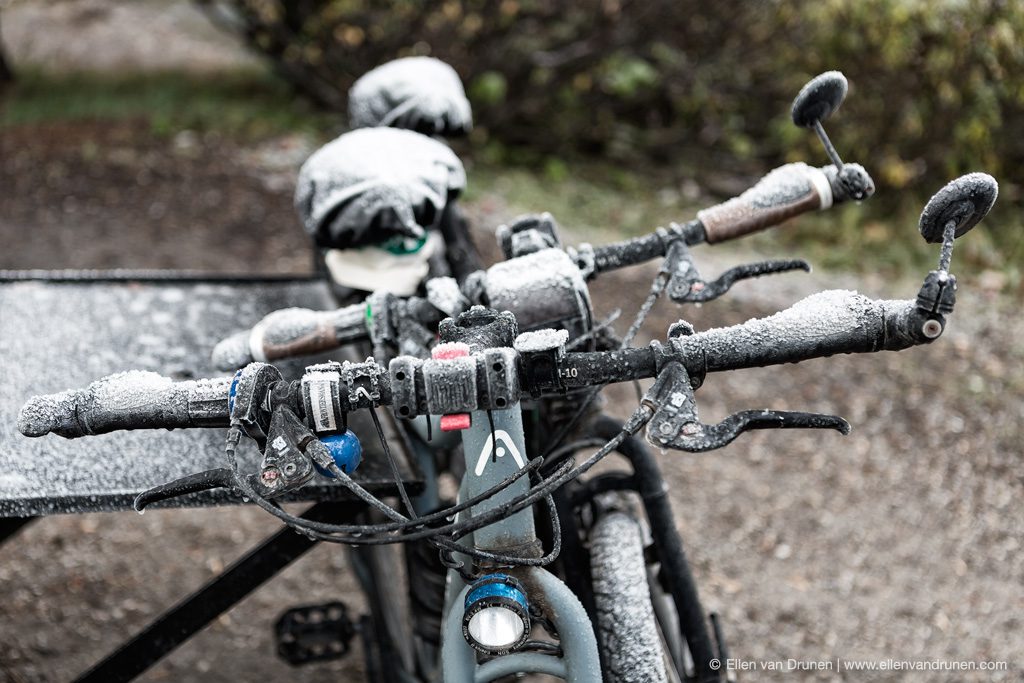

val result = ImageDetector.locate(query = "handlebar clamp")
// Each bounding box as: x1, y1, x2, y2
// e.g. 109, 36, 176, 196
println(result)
231, 363, 284, 446
514, 329, 570, 397
389, 346, 520, 420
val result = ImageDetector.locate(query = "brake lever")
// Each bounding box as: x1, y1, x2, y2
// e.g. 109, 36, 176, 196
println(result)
663, 241, 810, 304
133, 405, 324, 511
230, 362, 285, 450
133, 467, 235, 511
256, 406, 319, 495
643, 362, 850, 452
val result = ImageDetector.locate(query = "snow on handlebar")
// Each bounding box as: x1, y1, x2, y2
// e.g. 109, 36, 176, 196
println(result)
18, 371, 231, 439
19, 289, 940, 441
696, 162, 873, 244
676, 290, 932, 375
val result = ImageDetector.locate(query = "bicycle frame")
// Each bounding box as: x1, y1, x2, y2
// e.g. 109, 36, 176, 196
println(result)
436, 405, 602, 681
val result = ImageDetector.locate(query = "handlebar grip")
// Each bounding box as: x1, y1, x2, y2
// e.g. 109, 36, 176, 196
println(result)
697, 163, 834, 244
212, 304, 368, 370
18, 372, 231, 439
676, 290, 929, 374
588, 221, 708, 274
591, 232, 666, 272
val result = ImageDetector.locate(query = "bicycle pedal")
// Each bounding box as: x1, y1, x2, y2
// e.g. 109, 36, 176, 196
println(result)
275, 601, 357, 666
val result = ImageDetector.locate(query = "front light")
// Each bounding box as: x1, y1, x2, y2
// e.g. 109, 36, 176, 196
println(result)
462, 574, 531, 655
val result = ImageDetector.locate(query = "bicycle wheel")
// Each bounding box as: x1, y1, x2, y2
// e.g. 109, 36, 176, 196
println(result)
589, 502, 671, 683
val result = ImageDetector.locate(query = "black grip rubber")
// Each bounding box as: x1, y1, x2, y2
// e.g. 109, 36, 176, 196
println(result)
18, 372, 232, 439
673, 290, 928, 375
590, 221, 702, 274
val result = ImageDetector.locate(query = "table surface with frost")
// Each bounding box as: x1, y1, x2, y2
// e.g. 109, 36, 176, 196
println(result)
0, 273, 420, 517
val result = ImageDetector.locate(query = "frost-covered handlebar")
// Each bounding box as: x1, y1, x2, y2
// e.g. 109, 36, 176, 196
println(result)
523, 291, 932, 392
29, 169, 996, 443
213, 161, 876, 371
676, 290, 932, 373
212, 303, 371, 368
18, 372, 231, 439
19, 289, 941, 441
578, 162, 873, 275
696, 162, 873, 244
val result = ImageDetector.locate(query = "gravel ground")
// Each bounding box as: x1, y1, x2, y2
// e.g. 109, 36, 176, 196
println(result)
1, 120, 1022, 682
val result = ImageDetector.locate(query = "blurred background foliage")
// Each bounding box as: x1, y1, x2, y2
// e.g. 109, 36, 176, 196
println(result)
2, 0, 1021, 280
192, 0, 1024, 278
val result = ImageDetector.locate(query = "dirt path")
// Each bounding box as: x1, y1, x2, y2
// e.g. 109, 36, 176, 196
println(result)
1, 123, 1021, 681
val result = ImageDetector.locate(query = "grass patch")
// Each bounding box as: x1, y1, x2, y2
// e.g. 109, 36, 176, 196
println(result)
463, 159, 701, 243
0, 68, 338, 139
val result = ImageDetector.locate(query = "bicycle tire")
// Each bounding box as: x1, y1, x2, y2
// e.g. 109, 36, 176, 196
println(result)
589, 505, 671, 683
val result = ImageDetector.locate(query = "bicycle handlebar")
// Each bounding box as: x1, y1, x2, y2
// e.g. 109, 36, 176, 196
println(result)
20, 289, 939, 441
586, 223, 702, 274
209, 160, 875, 371
18, 372, 231, 439
674, 291, 928, 373
532, 291, 929, 391
696, 162, 872, 244
583, 162, 873, 274
212, 303, 370, 369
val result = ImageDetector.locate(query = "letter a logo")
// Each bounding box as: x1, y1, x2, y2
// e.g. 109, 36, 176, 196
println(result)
474, 430, 526, 476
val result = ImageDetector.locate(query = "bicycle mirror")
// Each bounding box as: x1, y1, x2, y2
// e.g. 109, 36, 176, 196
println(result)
791, 71, 848, 128
918, 173, 998, 243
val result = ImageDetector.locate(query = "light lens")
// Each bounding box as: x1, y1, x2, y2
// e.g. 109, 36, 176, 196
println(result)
462, 574, 530, 654
467, 606, 526, 649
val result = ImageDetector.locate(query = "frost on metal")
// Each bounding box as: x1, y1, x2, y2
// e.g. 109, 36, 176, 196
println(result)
348, 56, 472, 136
513, 329, 569, 353
295, 127, 466, 249
425, 276, 467, 317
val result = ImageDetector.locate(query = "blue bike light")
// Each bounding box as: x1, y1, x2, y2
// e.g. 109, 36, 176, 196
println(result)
314, 431, 362, 476
462, 574, 530, 655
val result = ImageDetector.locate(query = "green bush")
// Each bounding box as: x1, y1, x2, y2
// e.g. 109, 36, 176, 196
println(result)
203, 0, 1024, 269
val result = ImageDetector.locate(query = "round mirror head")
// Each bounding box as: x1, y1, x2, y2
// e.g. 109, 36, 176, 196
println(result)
918, 172, 998, 243
791, 71, 848, 128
